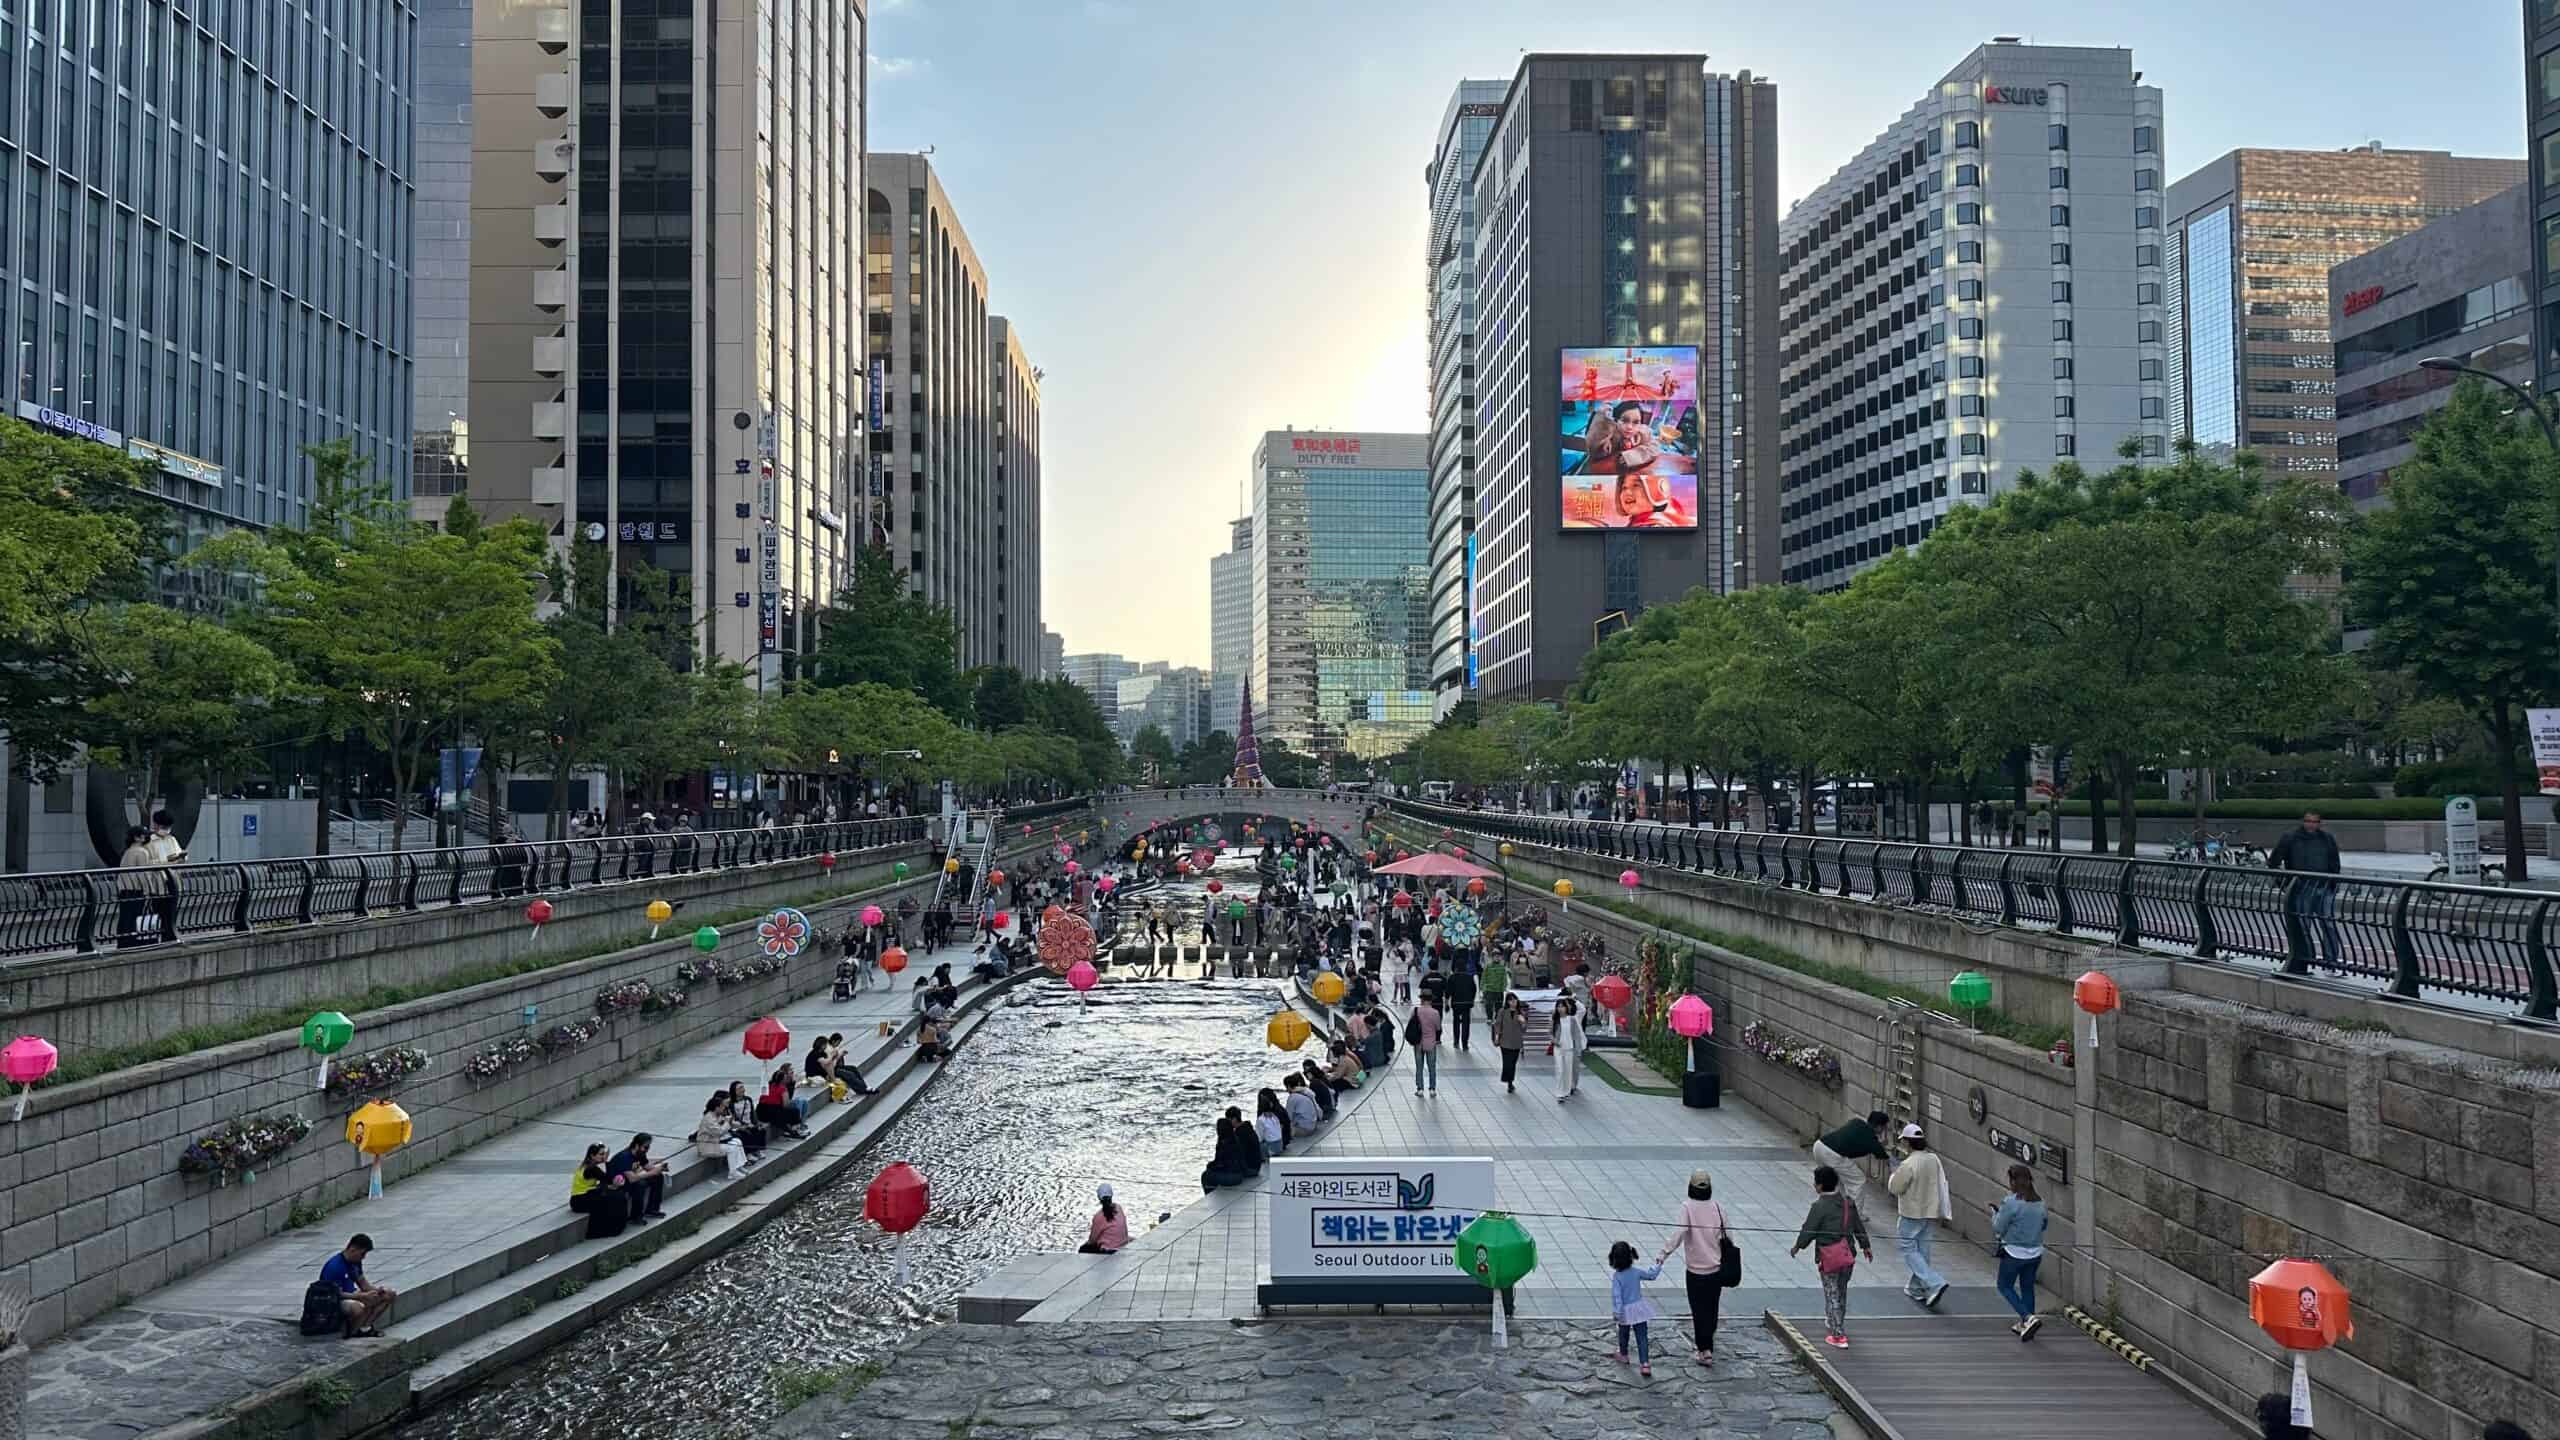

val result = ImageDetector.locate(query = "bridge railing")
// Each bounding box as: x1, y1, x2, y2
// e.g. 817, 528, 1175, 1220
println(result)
1391, 800, 2560, 1021
0, 816, 930, 963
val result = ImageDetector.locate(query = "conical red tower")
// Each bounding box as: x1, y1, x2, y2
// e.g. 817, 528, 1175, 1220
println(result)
1231, 678, 1265, 788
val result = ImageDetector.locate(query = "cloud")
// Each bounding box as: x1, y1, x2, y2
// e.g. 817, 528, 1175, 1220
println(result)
869, 54, 927, 78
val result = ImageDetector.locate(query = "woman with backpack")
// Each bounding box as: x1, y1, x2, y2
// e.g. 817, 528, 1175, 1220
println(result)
1655, 1169, 1735, 1366
1787, 1164, 1873, 1349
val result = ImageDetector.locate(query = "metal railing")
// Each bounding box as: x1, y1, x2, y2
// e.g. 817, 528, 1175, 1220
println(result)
0, 815, 930, 963
1394, 801, 2560, 1022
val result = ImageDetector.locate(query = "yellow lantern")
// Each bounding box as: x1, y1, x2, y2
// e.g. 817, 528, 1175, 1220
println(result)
1499, 843, 1516, 858
1311, 970, 1346, 1007
944, 857, 961, 874
1552, 879, 1574, 898
346, 1100, 414, 1199
1266, 1010, 1313, 1052
645, 898, 673, 937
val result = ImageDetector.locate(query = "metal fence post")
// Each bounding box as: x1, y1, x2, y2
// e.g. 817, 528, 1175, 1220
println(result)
2387, 887, 2421, 999
2054, 860, 2076, 935
2192, 869, 2217, 958
1996, 853, 2018, 925
2116, 862, 2140, 948
2526, 898, 2557, 1022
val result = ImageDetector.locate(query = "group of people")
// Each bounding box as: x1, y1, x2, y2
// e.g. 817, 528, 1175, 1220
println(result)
112, 810, 186, 945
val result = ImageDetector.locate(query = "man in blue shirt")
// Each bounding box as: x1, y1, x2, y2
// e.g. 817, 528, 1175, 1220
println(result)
606, 1133, 669, 1223
318, 1233, 397, 1336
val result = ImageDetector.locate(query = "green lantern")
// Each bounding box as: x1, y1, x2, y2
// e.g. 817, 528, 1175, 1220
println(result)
892, 861, 911, 880
1454, 1211, 1539, 1347
1948, 970, 1993, 1014
1280, 855, 1297, 871
693, 925, 722, 953
302, 1011, 354, 1091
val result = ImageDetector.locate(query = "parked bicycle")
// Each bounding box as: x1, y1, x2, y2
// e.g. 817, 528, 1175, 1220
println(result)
2425, 852, 2510, 886
2167, 831, 2267, 868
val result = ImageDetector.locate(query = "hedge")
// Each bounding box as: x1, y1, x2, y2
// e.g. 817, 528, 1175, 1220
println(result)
2052, 797, 2510, 821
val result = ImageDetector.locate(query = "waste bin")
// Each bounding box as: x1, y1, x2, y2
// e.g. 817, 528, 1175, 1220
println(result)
1683, 1037, 1720, 1109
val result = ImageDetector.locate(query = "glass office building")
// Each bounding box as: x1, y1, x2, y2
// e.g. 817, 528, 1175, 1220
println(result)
1424, 80, 1504, 716
1250, 429, 1431, 759
0, 0, 414, 550
2529, 0, 2560, 401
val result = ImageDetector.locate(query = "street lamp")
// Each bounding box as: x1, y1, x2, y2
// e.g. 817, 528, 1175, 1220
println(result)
2419, 356, 2559, 451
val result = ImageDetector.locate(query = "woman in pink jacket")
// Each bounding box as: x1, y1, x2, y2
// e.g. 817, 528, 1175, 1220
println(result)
1653, 1170, 1731, 1365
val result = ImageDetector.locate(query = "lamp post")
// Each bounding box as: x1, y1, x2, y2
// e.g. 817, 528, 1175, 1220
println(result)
2418, 357, 2559, 630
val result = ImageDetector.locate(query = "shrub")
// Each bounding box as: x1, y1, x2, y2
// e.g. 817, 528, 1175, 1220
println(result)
2393, 756, 2510, 798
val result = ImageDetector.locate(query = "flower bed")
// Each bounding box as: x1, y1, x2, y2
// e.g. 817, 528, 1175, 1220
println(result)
1741, 1019, 1842, 1088
641, 986, 690, 1016
178, 1110, 314, 1185
325, 1045, 432, 1098
538, 1017, 604, 1057
466, 1033, 539, 1084
689, 952, 787, 987
594, 977, 656, 1017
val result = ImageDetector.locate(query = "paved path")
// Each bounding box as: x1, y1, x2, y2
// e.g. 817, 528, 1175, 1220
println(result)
770, 1317, 1850, 1440
21, 936, 996, 1440
1771, 1312, 2241, 1439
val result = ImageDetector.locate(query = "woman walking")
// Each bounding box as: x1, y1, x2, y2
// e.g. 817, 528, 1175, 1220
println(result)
1551, 994, 1587, 1100
1788, 1164, 1873, 1349
1492, 994, 1528, 1094
1654, 1170, 1731, 1365
1990, 1163, 2048, 1340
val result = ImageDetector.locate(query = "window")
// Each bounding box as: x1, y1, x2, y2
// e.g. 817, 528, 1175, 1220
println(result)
1958, 356, 1986, 378
1959, 433, 1986, 455
1954, 163, 1980, 187
2050, 205, 2071, 226
2052, 243, 2072, 264
2133, 125, 2156, 154
2544, 50, 2560, 109
2139, 320, 2163, 342
1929, 245, 1946, 269
2049, 166, 2069, 188
1955, 120, 1979, 148
2136, 206, 2160, 229
2141, 435, 2165, 457
2054, 396, 2075, 418
2055, 434, 2077, 456
2141, 397, 2165, 419
1956, 240, 1982, 263
2138, 282, 2161, 305
2053, 319, 2074, 341
2053, 358, 2074, 379
2135, 169, 2158, 191
2140, 359, 2161, 381
2137, 244, 2160, 266
1957, 279, 1982, 301
1960, 471, 1988, 495
1957, 317, 1983, 339
1955, 202, 1981, 225
1959, 394, 1985, 416
2047, 124, 2068, 149
2052, 281, 2073, 303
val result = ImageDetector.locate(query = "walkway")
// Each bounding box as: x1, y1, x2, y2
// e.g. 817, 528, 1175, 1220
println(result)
21, 934, 1000, 1440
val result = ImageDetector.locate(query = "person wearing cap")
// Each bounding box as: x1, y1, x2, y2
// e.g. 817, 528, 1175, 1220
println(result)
1886, 1122, 1950, 1308
1079, 1184, 1128, 1254
1653, 1170, 1733, 1366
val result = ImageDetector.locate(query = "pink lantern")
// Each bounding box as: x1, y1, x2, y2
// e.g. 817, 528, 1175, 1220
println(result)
861, 904, 886, 927
2, 1036, 56, 1122
819, 852, 837, 871
524, 899, 553, 939
1619, 869, 1641, 890
1097, 875, 1117, 894
1065, 861, 1082, 876
1668, 995, 1713, 1038
1067, 960, 1098, 992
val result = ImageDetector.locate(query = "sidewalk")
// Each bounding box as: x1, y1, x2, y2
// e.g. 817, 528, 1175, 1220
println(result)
22, 935, 1003, 1440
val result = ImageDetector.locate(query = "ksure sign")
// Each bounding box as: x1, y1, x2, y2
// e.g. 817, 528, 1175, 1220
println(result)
1983, 85, 2048, 106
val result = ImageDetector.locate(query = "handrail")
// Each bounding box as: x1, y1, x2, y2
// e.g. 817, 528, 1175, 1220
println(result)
0, 815, 931, 963
1388, 800, 2560, 1022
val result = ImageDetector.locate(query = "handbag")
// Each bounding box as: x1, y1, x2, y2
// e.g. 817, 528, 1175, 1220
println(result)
1815, 1195, 1857, 1275
1714, 1204, 1743, 1287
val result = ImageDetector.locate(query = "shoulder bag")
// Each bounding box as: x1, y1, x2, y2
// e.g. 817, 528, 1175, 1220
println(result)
1715, 1201, 1743, 1288
1815, 1195, 1857, 1275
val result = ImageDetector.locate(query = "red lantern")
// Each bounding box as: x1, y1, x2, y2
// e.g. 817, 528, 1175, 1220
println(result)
1363, 851, 1377, 864
988, 870, 1007, 887
2075, 970, 2122, 1054
1043, 904, 1067, 927
524, 899, 553, 933
1592, 974, 1633, 1012
1206, 879, 1224, 895
1393, 892, 1415, 911
819, 852, 837, 871
1396, 849, 1412, 861
992, 910, 1013, 931
1466, 878, 1487, 898
743, 1016, 791, 1062
2250, 1258, 2351, 1433
880, 946, 909, 974
865, 1161, 931, 1285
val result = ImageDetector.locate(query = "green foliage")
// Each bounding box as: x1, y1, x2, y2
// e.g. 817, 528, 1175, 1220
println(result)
971, 666, 1030, 730
303, 1376, 355, 1415
1128, 723, 1177, 773
1175, 730, 1238, 786
809, 545, 969, 718
74, 603, 287, 805
1413, 723, 1514, 787
772, 1359, 885, 1412
0, 415, 161, 776
1260, 739, 1320, 789
2392, 755, 2511, 798
2055, 795, 2505, 821
553, 1277, 587, 1301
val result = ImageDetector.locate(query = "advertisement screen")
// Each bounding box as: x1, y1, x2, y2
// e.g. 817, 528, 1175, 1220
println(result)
1560, 346, 1700, 530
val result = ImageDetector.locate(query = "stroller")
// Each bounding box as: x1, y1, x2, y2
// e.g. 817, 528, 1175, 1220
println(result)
830, 929, 863, 1001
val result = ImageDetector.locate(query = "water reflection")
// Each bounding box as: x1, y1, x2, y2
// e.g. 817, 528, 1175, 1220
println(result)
395, 979, 1301, 1440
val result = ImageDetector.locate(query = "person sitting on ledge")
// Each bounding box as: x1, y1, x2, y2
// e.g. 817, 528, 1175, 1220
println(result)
569, 1142, 632, 1239
315, 1233, 397, 1338
1299, 1060, 1338, 1119
1201, 1115, 1256, 1192
1256, 1088, 1291, 1155
916, 1015, 952, 1062
757, 1067, 812, 1139
1282, 1073, 1322, 1135
1079, 1184, 1129, 1254
607, 1133, 670, 1222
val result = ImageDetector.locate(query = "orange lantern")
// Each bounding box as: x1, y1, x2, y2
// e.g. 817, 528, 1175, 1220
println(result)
2250, 1258, 2351, 1432
2074, 970, 2122, 1055
879, 945, 909, 974
1466, 878, 1487, 898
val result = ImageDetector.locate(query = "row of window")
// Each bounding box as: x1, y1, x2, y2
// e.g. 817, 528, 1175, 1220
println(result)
1949, 163, 2159, 192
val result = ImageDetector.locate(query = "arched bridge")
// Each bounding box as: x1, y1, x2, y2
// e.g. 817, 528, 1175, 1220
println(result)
1080, 787, 1378, 852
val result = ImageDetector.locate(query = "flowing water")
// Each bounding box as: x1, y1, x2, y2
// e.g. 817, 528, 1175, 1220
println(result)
393, 963, 1311, 1440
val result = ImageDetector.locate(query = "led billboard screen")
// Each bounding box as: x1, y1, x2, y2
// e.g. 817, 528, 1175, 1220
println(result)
1560, 346, 1699, 530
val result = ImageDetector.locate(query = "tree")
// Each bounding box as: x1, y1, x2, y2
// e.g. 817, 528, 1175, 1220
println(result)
2347, 381, 2560, 876
1414, 723, 1513, 788
1260, 740, 1319, 789
0, 417, 159, 777
73, 604, 287, 812
1176, 730, 1238, 786
972, 666, 1030, 730
808, 544, 968, 718
1128, 723, 1178, 776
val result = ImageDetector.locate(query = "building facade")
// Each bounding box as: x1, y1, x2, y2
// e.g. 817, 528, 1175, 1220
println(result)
2166, 145, 2522, 487
1039, 626, 1065, 680
2525, 1, 2560, 404
1467, 56, 1780, 699
989, 316, 1041, 673
1060, 651, 1134, 733
413, 0, 470, 507
1208, 516, 1252, 743
1425, 80, 1505, 715
1116, 665, 1207, 751
1778, 42, 2166, 591
0, 0, 414, 563
1250, 428, 1431, 758
468, 0, 866, 673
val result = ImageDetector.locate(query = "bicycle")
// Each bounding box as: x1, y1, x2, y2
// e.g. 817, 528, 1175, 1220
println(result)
2425, 852, 2509, 886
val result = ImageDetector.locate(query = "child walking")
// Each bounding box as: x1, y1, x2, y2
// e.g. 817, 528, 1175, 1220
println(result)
1607, 1241, 1665, 1376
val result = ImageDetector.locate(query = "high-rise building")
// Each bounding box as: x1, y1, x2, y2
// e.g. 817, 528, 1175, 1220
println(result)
1116, 666, 1208, 750
1425, 80, 1506, 715
1468, 56, 1780, 698
1060, 651, 1135, 732
1250, 429, 1431, 759
990, 316, 1042, 673
1208, 517, 1253, 743
2530, 2, 2560, 400
2166, 145, 2521, 484
1778, 41, 2165, 591
2332, 185, 2531, 511
468, 0, 866, 673
0, 0, 415, 567
1039, 627, 1066, 680
414, 0, 472, 510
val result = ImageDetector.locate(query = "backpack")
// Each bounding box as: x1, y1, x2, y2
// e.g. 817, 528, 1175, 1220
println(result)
299, 1281, 346, 1336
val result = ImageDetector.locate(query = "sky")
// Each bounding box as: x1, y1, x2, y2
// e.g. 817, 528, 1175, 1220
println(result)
864, 1, 2530, 670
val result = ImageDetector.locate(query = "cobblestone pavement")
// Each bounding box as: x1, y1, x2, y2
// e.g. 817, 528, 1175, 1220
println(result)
773, 1318, 1848, 1440
25, 1308, 319, 1440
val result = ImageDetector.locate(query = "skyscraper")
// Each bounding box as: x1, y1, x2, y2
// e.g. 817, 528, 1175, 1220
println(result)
1425, 80, 1505, 715
414, 0, 473, 510
1778, 41, 2166, 591
1467, 56, 1780, 700
1060, 652, 1136, 733
468, 0, 867, 673
2530, 2, 2560, 401
1250, 429, 1431, 759
990, 316, 1043, 673
2165, 145, 2521, 483
1208, 517, 1253, 743
1039, 627, 1066, 681
0, 0, 415, 566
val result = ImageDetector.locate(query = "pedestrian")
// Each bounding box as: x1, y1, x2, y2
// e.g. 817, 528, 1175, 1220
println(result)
115, 824, 157, 946
693, 1093, 751, 1180
1492, 993, 1528, 1094
1079, 1184, 1128, 1254
1282, 1073, 1322, 1132
1812, 1109, 1892, 1186
1443, 963, 1477, 1052
1989, 1163, 2047, 1340
1408, 992, 1442, 1095
145, 809, 185, 938
1654, 1170, 1732, 1366
1887, 1122, 1950, 1309
2269, 811, 2343, 965
1552, 994, 1588, 1100
1607, 1240, 1665, 1377
607, 1133, 670, 1221
1788, 1164, 1873, 1349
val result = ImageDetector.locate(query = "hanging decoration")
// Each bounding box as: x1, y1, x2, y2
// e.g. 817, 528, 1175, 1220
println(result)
2, 1036, 56, 1122
2073, 970, 2121, 1055
1455, 1212, 1539, 1347
524, 899, 553, 940
645, 899, 673, 939
301, 1012, 355, 1092
865, 1162, 931, 1286
2250, 1258, 2352, 1432
758, 907, 812, 959
743, 1016, 792, 1061
345, 1099, 413, 1199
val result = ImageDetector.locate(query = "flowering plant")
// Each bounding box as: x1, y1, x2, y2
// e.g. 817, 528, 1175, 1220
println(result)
178, 1110, 314, 1184
1741, 1020, 1842, 1087
537, 1018, 603, 1057
675, 961, 705, 986
641, 986, 690, 1016
2047, 1037, 2075, 1069
466, 1034, 538, 1083
325, 1046, 431, 1097
594, 977, 656, 1016
695, 952, 786, 987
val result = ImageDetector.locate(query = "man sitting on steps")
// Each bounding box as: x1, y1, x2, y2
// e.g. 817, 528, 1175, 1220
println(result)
314, 1233, 397, 1338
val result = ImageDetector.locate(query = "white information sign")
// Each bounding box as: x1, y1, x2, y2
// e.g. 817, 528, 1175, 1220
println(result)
2532, 708, 2560, 796
2445, 796, 2481, 885
1265, 1156, 1495, 1285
